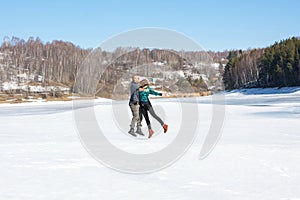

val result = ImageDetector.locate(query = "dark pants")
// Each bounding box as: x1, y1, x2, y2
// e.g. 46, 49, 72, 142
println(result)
140, 101, 164, 130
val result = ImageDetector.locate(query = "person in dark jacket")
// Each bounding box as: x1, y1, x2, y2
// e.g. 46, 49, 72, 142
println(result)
139, 79, 168, 138
128, 75, 144, 136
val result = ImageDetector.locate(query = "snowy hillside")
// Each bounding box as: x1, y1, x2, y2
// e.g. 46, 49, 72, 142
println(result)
0, 88, 299, 199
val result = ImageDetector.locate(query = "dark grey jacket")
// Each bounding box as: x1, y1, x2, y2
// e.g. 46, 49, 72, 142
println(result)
129, 81, 140, 103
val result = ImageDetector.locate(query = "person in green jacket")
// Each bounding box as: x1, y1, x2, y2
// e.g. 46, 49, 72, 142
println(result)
139, 79, 168, 138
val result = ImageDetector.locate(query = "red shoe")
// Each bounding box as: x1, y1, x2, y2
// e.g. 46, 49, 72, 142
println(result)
148, 129, 155, 139
163, 124, 168, 133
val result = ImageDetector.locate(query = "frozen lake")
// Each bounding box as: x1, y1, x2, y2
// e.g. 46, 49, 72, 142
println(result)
0, 87, 300, 199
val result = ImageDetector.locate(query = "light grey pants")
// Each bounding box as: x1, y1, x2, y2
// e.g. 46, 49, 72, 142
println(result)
129, 102, 142, 129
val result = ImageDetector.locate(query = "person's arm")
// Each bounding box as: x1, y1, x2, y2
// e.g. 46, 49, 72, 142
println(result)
139, 85, 145, 91
131, 83, 142, 97
149, 87, 162, 96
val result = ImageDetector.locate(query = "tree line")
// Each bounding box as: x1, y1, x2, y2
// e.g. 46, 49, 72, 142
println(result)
0, 36, 89, 88
223, 37, 300, 90
0, 36, 225, 96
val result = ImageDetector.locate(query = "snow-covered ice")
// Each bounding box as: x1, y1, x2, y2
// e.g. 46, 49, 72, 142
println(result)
0, 87, 300, 199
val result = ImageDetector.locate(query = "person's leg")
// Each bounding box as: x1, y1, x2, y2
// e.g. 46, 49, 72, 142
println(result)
149, 105, 168, 133
138, 105, 143, 127
141, 103, 151, 130
148, 106, 164, 126
129, 103, 140, 128
142, 103, 156, 138
129, 103, 139, 136
136, 104, 144, 135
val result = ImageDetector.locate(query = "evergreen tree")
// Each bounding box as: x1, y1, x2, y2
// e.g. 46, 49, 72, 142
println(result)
225, 37, 300, 89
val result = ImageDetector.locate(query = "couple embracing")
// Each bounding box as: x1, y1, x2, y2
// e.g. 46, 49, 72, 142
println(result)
128, 75, 168, 139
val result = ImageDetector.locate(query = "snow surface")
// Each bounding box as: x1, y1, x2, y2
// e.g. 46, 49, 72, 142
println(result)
1, 81, 70, 92
0, 88, 300, 199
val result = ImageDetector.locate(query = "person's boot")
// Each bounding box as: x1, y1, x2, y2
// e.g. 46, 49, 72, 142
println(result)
135, 126, 144, 136
148, 129, 155, 139
128, 128, 137, 137
163, 124, 168, 133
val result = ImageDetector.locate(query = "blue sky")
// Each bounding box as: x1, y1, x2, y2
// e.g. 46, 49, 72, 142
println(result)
1, 0, 299, 51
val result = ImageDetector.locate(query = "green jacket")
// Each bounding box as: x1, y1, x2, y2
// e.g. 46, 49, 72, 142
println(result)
139, 86, 162, 103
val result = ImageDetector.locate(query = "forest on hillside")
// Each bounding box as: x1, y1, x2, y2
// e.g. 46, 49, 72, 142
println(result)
223, 37, 300, 90
2, 36, 299, 100
0, 36, 226, 99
